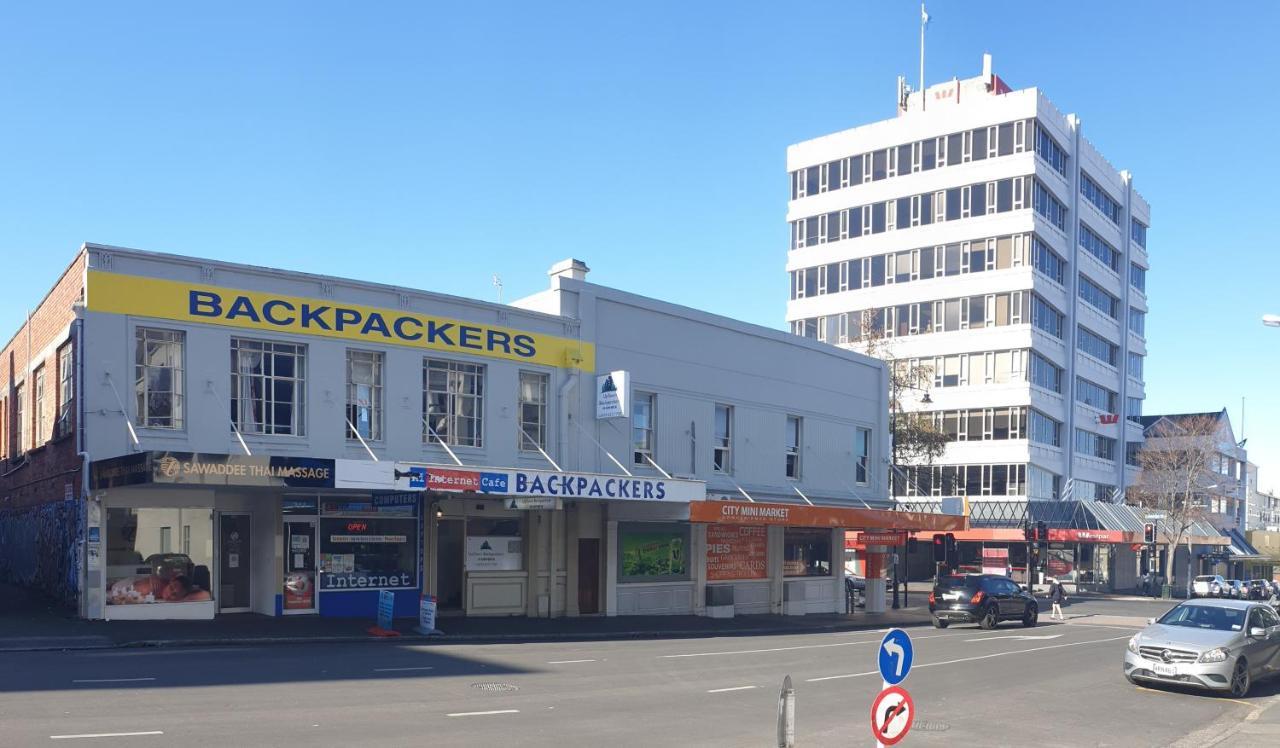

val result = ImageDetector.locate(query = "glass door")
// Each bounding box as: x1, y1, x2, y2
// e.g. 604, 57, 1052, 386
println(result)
218, 513, 252, 612
283, 519, 317, 614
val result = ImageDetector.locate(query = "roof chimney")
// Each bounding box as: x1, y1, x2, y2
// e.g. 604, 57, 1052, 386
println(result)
548, 258, 590, 282
982, 53, 992, 82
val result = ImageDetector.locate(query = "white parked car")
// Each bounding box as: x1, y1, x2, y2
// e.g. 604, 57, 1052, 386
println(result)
1192, 575, 1226, 598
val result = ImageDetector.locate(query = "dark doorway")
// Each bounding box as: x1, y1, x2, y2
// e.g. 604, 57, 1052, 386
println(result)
219, 513, 252, 611
578, 538, 600, 614
437, 519, 465, 611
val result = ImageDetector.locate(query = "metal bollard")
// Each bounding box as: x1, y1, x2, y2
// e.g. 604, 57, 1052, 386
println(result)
777, 674, 795, 748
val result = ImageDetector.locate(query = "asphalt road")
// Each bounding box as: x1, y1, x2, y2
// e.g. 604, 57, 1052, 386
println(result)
3, 601, 1277, 747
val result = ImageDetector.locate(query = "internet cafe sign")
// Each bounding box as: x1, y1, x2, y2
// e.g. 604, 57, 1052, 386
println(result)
92, 452, 335, 489
596, 370, 630, 419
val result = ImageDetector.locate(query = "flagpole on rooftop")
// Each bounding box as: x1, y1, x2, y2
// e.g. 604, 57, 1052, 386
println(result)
919, 4, 929, 110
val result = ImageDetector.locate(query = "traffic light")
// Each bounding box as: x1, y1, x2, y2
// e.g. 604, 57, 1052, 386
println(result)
932, 533, 946, 562
1024, 524, 1035, 542
944, 533, 958, 569
1144, 523, 1156, 544
907, 537, 919, 554
1036, 521, 1048, 543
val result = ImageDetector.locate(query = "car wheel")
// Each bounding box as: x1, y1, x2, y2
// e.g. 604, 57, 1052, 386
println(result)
978, 604, 999, 630
932, 617, 949, 629
1230, 660, 1251, 698
1022, 603, 1038, 628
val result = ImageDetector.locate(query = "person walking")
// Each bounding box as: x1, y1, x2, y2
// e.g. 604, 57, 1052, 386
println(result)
1048, 577, 1067, 620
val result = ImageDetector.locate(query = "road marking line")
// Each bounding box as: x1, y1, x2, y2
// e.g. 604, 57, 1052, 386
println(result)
51, 731, 164, 740
662, 632, 961, 659
373, 666, 435, 672
806, 635, 1130, 682
963, 634, 1062, 642
547, 659, 598, 664
446, 710, 519, 717
70, 678, 157, 684
708, 686, 758, 693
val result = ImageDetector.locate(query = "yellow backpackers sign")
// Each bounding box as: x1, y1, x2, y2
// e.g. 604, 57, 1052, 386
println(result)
86, 270, 594, 371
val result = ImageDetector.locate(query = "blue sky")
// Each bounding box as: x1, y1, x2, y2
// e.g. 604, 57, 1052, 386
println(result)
2, 2, 1278, 491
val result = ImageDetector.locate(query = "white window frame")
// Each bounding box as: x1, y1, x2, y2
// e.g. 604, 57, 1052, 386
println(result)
345, 349, 384, 442
887, 147, 898, 178
1014, 120, 1027, 152
818, 213, 829, 244
714, 403, 732, 474
33, 366, 45, 445
986, 181, 998, 215
818, 162, 830, 193
632, 392, 655, 466
911, 141, 922, 173
861, 205, 872, 236
839, 261, 850, 292
862, 154, 873, 183
856, 427, 871, 485
910, 195, 922, 227
135, 327, 186, 430
56, 343, 73, 439
231, 338, 308, 437
962, 130, 974, 163
885, 199, 897, 232
987, 125, 999, 158
518, 370, 549, 452
838, 209, 850, 240
840, 157, 852, 189
936, 135, 948, 167
423, 358, 485, 448
785, 415, 802, 479
933, 191, 946, 223
961, 186, 971, 218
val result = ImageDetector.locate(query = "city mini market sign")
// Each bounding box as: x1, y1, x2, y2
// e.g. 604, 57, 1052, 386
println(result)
86, 270, 595, 371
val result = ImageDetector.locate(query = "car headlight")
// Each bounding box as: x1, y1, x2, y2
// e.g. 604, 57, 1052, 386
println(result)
1198, 647, 1230, 664
1127, 635, 1140, 654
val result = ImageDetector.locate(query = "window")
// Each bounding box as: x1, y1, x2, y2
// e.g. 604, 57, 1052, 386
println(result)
632, 392, 655, 466
13, 383, 23, 453
1078, 326, 1119, 366
1130, 263, 1147, 293
1033, 180, 1067, 231
1028, 466, 1060, 500
1079, 275, 1119, 318
1128, 308, 1146, 337
856, 427, 871, 484
518, 371, 549, 452
618, 523, 689, 583
1030, 410, 1062, 447
105, 507, 213, 605
1034, 123, 1068, 175
1075, 429, 1116, 461
1081, 173, 1122, 224
713, 404, 732, 473
56, 344, 73, 440
346, 351, 383, 441
1126, 442, 1141, 466
423, 359, 484, 447
319, 503, 420, 591
1076, 377, 1118, 412
1030, 352, 1062, 393
1032, 236, 1065, 284
783, 528, 831, 577
785, 415, 802, 478
136, 328, 185, 429
1032, 295, 1064, 338
1128, 352, 1145, 380
1079, 223, 1121, 272
1126, 396, 1143, 424
231, 339, 306, 436
1131, 219, 1148, 248
33, 365, 45, 445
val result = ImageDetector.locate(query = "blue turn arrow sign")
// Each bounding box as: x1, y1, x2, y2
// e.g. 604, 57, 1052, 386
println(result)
878, 628, 914, 686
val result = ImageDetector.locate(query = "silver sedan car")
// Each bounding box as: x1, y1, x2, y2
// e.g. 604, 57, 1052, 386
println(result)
1124, 599, 1280, 697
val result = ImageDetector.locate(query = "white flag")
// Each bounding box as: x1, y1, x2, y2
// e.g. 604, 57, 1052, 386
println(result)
921, 5, 930, 25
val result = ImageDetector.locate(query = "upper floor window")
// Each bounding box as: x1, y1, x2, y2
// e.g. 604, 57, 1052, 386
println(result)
1029, 410, 1061, 447
1029, 352, 1063, 393
1128, 352, 1145, 380
1126, 396, 1143, 424
1031, 295, 1064, 339
1078, 326, 1119, 367
1034, 123, 1069, 176
1076, 376, 1118, 412
1079, 223, 1120, 272
56, 344, 73, 439
1131, 219, 1148, 248
1129, 263, 1147, 294
713, 404, 732, 473
856, 427, 871, 484
785, 415, 802, 479
423, 359, 484, 447
346, 350, 383, 441
13, 383, 24, 453
1032, 237, 1065, 284
1032, 180, 1067, 232
632, 392, 655, 466
33, 365, 46, 445
1078, 274, 1119, 319
231, 338, 306, 436
518, 371, 549, 452
1081, 173, 1123, 224
1128, 308, 1146, 337
136, 328, 184, 430
1074, 429, 1116, 461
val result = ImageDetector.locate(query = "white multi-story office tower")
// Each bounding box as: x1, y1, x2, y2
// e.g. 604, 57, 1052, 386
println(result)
785, 56, 1150, 504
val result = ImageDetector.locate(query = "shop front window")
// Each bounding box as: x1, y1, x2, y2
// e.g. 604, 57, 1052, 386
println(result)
783, 528, 832, 577
105, 507, 213, 605
618, 523, 689, 583
465, 518, 525, 571
318, 496, 419, 591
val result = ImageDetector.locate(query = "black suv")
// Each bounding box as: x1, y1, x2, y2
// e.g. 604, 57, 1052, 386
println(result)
929, 574, 1038, 629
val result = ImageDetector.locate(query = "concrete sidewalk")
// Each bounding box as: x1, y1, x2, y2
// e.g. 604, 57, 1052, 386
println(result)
0, 583, 933, 652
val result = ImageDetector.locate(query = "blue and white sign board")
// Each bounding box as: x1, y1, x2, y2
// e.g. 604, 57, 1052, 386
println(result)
376, 589, 395, 631
878, 628, 914, 686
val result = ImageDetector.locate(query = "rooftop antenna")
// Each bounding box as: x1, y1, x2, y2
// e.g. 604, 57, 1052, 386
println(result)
492, 274, 503, 304
919, 4, 930, 110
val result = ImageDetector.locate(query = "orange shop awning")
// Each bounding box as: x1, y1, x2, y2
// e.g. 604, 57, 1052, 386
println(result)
688, 500, 965, 532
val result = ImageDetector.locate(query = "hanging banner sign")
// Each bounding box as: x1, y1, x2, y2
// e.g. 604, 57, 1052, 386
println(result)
596, 370, 630, 419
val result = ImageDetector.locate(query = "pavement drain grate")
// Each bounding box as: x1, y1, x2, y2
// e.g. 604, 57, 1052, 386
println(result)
471, 683, 519, 692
